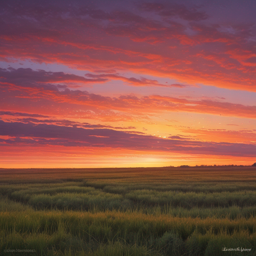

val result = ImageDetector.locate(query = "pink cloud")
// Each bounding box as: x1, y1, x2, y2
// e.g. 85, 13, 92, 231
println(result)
0, 1, 256, 92
1, 119, 256, 157
1, 68, 256, 120
85, 73, 187, 87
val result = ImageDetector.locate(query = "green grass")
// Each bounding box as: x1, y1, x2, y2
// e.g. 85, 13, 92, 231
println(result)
2, 182, 256, 212
0, 195, 32, 212
0, 167, 256, 255
0, 210, 255, 255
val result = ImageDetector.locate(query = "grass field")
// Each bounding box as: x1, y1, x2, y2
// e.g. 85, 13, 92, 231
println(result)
0, 167, 255, 255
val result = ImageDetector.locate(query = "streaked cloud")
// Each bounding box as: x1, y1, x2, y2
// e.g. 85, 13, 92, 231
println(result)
1, 119, 256, 157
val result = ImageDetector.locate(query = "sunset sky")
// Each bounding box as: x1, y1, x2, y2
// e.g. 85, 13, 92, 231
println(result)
1, 0, 256, 168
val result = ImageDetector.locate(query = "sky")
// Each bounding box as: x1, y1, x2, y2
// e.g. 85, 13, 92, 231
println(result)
0, 0, 256, 168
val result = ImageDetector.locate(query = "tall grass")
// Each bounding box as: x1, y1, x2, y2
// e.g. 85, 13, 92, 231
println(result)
96, 182, 256, 193
0, 210, 255, 255
1, 167, 256, 255
2, 182, 256, 217
1, 211, 256, 239
0, 195, 32, 212
125, 189, 256, 208
0, 181, 256, 210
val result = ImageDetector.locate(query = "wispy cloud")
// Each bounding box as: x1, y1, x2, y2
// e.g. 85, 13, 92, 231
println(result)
0, 1, 255, 92
1, 120, 256, 157
85, 73, 188, 87
1, 68, 256, 120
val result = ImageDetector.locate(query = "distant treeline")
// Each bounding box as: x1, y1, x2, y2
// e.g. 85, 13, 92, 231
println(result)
176, 164, 256, 168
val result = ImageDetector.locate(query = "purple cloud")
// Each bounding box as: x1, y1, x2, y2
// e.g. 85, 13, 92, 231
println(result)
0, 68, 106, 87
0, 111, 48, 118
1, 120, 256, 157
85, 73, 187, 87
138, 2, 208, 21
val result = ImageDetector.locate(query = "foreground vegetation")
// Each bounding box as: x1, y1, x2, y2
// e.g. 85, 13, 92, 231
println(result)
0, 167, 255, 255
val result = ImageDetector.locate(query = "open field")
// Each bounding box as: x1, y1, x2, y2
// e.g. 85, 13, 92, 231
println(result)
0, 167, 256, 255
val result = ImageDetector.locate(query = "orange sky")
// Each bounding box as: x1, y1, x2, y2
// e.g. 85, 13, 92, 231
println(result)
0, 0, 256, 167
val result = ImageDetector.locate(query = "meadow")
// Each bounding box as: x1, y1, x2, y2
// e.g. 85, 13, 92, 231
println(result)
0, 167, 255, 256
